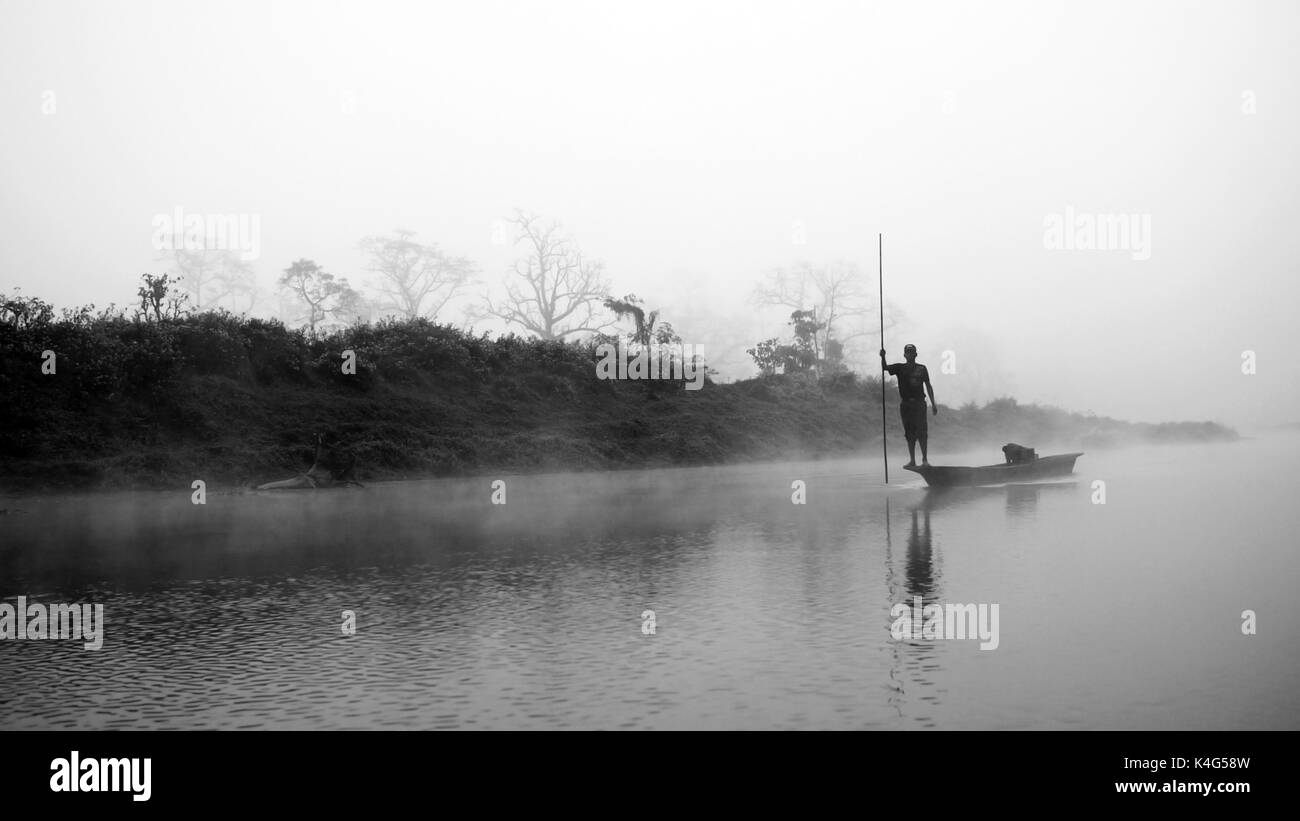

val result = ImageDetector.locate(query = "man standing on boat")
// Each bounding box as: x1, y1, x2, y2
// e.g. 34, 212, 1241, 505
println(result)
880, 344, 937, 467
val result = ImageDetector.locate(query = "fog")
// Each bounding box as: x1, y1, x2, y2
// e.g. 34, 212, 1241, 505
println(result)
2, 0, 1297, 429
5, 438, 1298, 729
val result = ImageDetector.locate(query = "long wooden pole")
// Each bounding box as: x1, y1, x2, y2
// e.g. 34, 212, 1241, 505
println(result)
879, 232, 888, 484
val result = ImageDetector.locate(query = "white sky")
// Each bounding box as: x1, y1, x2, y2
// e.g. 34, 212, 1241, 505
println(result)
2, 0, 1296, 430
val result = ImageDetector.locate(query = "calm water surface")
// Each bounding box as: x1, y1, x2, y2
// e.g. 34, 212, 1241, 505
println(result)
2, 435, 1297, 729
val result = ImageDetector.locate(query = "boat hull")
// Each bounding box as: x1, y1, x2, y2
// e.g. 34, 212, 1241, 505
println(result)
903, 453, 1082, 487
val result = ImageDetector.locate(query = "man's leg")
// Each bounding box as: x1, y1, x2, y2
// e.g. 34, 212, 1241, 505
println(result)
901, 403, 917, 466
917, 403, 930, 466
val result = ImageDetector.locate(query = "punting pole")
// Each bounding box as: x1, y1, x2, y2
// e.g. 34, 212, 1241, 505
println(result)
879, 233, 888, 484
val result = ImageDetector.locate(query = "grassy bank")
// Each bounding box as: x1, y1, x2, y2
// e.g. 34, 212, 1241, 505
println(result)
0, 308, 1237, 492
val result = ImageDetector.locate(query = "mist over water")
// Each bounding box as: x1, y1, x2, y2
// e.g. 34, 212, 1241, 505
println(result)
1, 435, 1297, 730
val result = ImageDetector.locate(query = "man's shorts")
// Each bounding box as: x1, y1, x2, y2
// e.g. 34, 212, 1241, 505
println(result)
899, 398, 928, 440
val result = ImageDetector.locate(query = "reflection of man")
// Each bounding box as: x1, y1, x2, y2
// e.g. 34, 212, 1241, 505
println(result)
880, 344, 937, 467
906, 507, 934, 600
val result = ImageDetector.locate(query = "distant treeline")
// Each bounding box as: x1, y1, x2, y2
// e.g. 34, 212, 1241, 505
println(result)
0, 290, 1236, 491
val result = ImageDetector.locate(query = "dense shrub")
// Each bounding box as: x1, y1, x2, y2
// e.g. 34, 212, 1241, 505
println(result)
0, 286, 1238, 490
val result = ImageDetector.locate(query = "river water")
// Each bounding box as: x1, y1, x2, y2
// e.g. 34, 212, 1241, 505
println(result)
1, 434, 1297, 729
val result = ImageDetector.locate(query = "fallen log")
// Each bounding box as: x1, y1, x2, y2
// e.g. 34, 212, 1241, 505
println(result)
257, 433, 363, 490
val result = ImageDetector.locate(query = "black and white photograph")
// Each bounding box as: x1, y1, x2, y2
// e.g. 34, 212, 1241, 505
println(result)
0, 0, 1295, 799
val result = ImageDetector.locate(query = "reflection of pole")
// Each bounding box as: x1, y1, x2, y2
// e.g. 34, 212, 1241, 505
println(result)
885, 496, 892, 552
884, 495, 904, 720
884, 497, 895, 615
879, 233, 888, 483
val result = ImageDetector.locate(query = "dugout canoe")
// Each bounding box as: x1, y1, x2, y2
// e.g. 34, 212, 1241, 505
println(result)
902, 453, 1083, 487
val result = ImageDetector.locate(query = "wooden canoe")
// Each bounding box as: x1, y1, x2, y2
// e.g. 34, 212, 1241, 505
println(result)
903, 452, 1083, 487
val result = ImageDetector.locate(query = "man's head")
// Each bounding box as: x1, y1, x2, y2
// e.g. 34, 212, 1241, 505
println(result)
904, 343, 917, 363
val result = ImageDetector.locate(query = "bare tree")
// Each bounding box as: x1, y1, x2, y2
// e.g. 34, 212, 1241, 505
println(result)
279, 259, 362, 334
359, 229, 475, 320
212, 260, 260, 314
483, 210, 613, 339
160, 248, 257, 312
932, 325, 1015, 405
752, 260, 902, 371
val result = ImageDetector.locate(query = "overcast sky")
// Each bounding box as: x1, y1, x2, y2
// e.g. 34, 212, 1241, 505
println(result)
2, 0, 1296, 430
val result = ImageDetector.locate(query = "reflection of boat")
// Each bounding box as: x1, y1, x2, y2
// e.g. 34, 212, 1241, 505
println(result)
914, 479, 1076, 513
903, 453, 1082, 487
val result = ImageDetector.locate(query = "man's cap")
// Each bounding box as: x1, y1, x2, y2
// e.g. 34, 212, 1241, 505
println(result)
903, 344, 917, 354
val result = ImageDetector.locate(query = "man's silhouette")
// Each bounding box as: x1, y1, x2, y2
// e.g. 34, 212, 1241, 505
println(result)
880, 344, 937, 467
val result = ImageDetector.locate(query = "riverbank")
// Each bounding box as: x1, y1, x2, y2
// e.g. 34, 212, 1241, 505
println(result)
0, 312, 1238, 492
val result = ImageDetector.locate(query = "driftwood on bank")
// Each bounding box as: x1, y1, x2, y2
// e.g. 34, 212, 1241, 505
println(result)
257, 434, 363, 490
